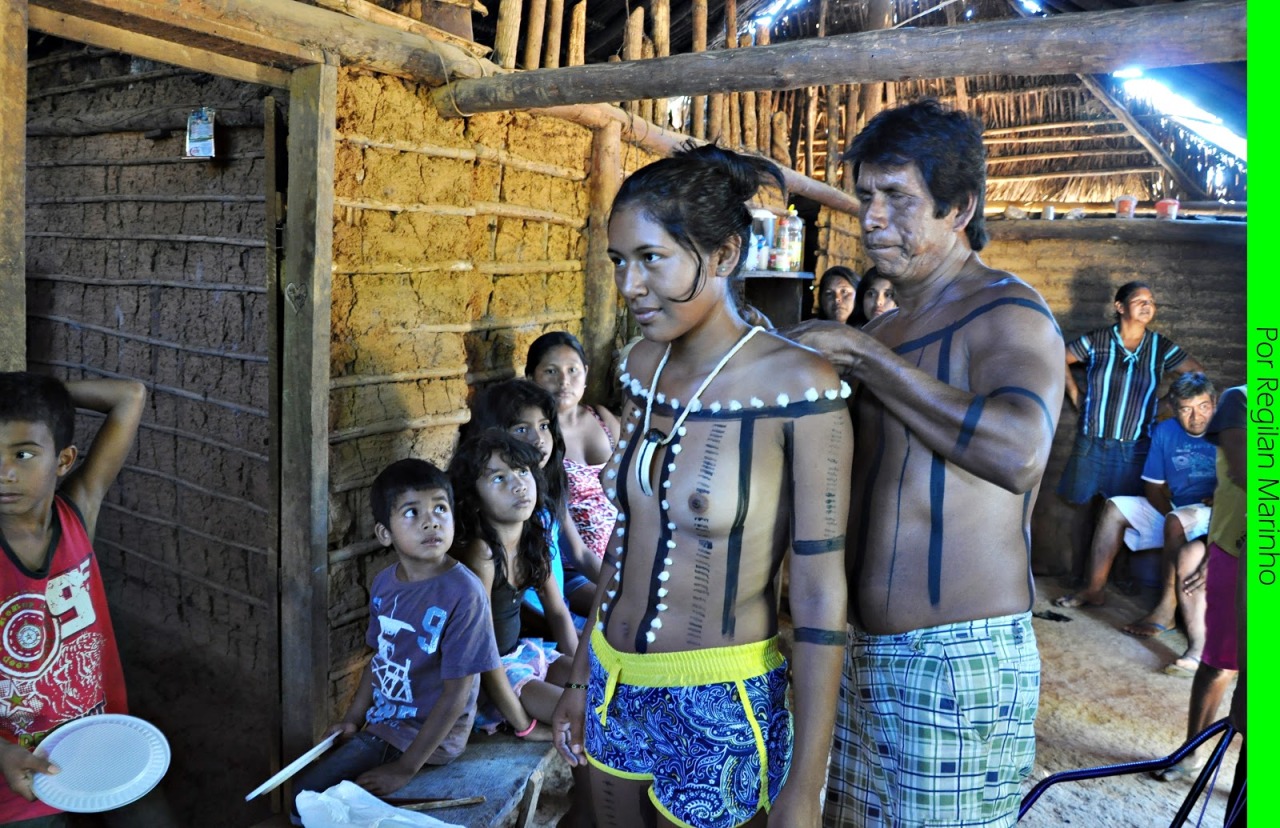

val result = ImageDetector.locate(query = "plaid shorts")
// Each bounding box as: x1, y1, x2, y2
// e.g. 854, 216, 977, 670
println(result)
823, 613, 1039, 828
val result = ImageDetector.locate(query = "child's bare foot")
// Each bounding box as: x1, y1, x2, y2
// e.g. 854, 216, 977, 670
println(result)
1052, 591, 1104, 609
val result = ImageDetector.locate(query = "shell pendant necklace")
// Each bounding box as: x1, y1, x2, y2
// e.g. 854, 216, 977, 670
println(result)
635, 326, 762, 497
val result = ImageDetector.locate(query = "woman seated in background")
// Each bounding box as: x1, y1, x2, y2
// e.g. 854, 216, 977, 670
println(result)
525, 332, 621, 569
850, 267, 897, 326
815, 266, 859, 324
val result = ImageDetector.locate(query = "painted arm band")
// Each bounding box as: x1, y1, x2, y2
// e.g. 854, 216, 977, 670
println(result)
791, 535, 846, 556
793, 627, 846, 646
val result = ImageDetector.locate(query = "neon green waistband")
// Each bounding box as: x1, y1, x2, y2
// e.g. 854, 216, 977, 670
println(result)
590, 628, 784, 688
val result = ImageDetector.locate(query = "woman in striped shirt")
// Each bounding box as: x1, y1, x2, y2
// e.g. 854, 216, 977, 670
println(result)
1057, 281, 1204, 586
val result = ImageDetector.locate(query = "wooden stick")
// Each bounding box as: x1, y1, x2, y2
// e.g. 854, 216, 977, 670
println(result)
436, 0, 1246, 112
535, 102, 858, 214
543, 0, 564, 69
493, 0, 521, 69
986, 166, 1161, 184
522, 0, 547, 69
312, 0, 489, 57
771, 110, 791, 167
623, 7, 644, 118
584, 121, 623, 404
567, 0, 586, 67
692, 0, 708, 139
653, 0, 670, 130
640, 38, 655, 124
985, 119, 1122, 135
725, 0, 739, 147
756, 23, 771, 150
738, 33, 756, 150
804, 86, 817, 177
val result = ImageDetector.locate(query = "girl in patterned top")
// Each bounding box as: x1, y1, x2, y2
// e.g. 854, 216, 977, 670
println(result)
525, 332, 621, 573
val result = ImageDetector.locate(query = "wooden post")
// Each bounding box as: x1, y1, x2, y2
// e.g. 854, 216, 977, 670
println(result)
584, 121, 622, 404
640, 38, 655, 124
543, 0, 564, 68
725, 0, 739, 147
523, 0, 547, 69
804, 87, 817, 177
567, 0, 586, 66
756, 23, 771, 151
825, 84, 840, 183
740, 33, 757, 151
709, 92, 725, 144
623, 7, 644, 118
691, 0, 707, 139
493, 0, 521, 69
771, 110, 791, 167
842, 85, 856, 189
653, 0, 670, 130
0, 0, 25, 370
280, 61, 337, 758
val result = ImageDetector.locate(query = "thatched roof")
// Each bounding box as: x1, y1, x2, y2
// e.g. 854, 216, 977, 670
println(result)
469, 0, 1246, 209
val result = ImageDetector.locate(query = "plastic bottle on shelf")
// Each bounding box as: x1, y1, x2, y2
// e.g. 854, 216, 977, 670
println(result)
780, 205, 805, 272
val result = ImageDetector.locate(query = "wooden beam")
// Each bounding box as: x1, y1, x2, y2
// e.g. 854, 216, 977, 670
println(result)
583, 121, 621, 406
313, 0, 489, 58
691, 0, 707, 140
1075, 73, 1209, 200
522, 0, 546, 69
434, 0, 1246, 114
1, 0, 25, 370
28, 7, 290, 87
566, 0, 585, 67
279, 61, 337, 758
536, 102, 860, 217
33, 0, 490, 84
493, 0, 519, 69
986, 166, 1160, 184
985, 199, 1245, 218
987, 217, 1245, 245
543, 0, 563, 69
984, 118, 1122, 136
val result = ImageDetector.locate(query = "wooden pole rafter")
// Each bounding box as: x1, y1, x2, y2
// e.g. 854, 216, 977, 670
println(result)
433, 0, 1245, 115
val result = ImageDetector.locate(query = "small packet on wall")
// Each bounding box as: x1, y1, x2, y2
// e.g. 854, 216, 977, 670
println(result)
185, 107, 216, 158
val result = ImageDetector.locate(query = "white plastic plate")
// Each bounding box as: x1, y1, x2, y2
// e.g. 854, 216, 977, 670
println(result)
244, 731, 338, 801
32, 714, 170, 813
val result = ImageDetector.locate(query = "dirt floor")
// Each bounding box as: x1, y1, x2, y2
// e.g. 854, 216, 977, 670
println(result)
526, 575, 1241, 827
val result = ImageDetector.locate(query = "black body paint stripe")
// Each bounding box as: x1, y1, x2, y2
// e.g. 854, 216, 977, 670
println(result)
989, 386, 1056, 434
928, 451, 946, 606
956, 395, 985, 452
793, 536, 845, 555
635, 436, 676, 653
793, 627, 846, 645
892, 297, 1061, 357
723, 416, 755, 637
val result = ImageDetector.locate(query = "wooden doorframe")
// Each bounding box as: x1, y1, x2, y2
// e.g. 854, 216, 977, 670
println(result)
1, 0, 28, 370
279, 60, 337, 758
10, 4, 339, 761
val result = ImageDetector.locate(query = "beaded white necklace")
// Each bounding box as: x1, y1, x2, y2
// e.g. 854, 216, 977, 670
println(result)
634, 326, 762, 497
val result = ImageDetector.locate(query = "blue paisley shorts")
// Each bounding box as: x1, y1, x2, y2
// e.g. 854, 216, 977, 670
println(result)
583, 629, 793, 828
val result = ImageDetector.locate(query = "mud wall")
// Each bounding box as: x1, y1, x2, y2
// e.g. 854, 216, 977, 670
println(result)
983, 222, 1247, 575
24, 46, 275, 826
324, 70, 595, 710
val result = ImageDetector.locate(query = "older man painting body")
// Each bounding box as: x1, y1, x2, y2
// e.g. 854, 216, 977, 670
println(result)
793, 100, 1065, 827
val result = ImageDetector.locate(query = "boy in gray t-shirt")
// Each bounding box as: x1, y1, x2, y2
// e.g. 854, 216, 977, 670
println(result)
292, 460, 501, 818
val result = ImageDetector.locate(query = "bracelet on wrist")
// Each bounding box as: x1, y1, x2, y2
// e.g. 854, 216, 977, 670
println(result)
564, 682, 588, 691
514, 718, 538, 738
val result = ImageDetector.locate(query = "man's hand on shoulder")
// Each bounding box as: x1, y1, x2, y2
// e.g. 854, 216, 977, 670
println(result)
780, 319, 864, 378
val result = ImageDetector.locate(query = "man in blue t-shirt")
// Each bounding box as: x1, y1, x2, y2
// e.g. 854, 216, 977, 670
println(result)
1055, 374, 1216, 640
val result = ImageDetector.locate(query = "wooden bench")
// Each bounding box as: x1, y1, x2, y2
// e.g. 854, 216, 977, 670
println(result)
251, 733, 558, 828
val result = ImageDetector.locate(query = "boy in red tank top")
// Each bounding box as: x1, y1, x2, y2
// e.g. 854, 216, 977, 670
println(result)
0, 372, 170, 826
